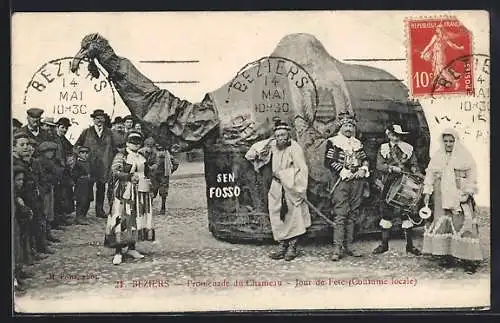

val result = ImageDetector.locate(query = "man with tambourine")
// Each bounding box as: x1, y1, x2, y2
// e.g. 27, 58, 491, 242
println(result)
372, 124, 423, 256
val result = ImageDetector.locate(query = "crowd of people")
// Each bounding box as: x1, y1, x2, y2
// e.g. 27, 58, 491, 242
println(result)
12, 108, 179, 294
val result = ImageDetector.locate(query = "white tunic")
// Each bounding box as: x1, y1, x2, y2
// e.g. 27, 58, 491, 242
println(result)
267, 140, 311, 241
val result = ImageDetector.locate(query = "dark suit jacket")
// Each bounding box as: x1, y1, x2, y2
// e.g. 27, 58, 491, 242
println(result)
74, 126, 114, 182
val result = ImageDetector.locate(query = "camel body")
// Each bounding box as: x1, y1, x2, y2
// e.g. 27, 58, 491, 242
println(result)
71, 33, 430, 241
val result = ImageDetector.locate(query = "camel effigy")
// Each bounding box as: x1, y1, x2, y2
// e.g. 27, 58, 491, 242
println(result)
70, 33, 430, 242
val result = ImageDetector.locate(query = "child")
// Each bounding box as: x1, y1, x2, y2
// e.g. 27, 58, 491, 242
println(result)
32, 141, 63, 245
13, 165, 35, 293
71, 146, 92, 225
154, 145, 180, 214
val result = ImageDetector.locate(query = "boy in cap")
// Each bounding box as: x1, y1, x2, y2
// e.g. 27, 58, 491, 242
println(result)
372, 124, 422, 256
112, 116, 124, 132
122, 115, 135, 133
71, 146, 93, 225
32, 141, 64, 245
13, 165, 35, 292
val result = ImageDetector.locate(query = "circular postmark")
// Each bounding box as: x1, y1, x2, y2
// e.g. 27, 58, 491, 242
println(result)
430, 53, 490, 144
224, 56, 319, 132
430, 53, 490, 99
22, 57, 116, 143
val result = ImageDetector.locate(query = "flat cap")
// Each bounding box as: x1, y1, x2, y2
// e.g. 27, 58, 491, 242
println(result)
13, 165, 28, 176
13, 131, 30, 140
27, 108, 44, 118
122, 115, 135, 122
78, 146, 90, 153
42, 117, 57, 126
90, 109, 106, 118
38, 141, 58, 153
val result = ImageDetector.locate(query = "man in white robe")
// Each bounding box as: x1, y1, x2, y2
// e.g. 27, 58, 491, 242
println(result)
245, 121, 311, 261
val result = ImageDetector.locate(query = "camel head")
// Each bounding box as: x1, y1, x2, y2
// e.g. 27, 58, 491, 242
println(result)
70, 33, 114, 78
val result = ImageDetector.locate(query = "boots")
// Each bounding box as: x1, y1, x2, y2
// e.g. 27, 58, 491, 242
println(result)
372, 229, 390, 254
344, 217, 362, 257
160, 196, 167, 215
284, 237, 298, 261
331, 220, 345, 261
330, 244, 342, 262
405, 229, 422, 256
269, 240, 288, 260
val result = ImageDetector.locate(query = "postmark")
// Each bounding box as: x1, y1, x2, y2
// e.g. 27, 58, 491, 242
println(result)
226, 56, 319, 126
431, 53, 490, 143
406, 17, 473, 97
22, 57, 116, 143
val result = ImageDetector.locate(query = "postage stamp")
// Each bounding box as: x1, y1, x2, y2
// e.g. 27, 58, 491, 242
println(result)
406, 16, 474, 97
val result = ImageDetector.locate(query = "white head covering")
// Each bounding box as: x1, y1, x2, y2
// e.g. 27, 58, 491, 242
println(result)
425, 128, 476, 210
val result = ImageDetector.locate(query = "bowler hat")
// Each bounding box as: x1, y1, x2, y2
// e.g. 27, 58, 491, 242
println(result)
90, 109, 106, 118
56, 117, 72, 128
27, 108, 44, 118
38, 141, 58, 153
113, 116, 124, 124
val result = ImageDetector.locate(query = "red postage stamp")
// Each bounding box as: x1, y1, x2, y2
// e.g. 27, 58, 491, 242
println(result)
407, 17, 474, 97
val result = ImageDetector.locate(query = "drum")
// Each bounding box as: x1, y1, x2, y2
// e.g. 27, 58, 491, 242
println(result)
385, 173, 424, 214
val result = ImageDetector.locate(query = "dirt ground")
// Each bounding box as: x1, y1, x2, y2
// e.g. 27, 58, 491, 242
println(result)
14, 162, 491, 313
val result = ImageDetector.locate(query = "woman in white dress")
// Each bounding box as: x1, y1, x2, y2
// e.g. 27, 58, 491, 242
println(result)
104, 131, 156, 265
422, 128, 483, 274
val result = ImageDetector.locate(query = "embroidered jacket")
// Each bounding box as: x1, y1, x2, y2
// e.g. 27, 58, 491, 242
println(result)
376, 141, 419, 173
324, 134, 369, 175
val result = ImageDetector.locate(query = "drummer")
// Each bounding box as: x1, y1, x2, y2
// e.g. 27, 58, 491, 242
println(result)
372, 124, 422, 256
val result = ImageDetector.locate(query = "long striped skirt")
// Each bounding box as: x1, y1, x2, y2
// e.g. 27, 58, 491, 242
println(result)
104, 183, 155, 248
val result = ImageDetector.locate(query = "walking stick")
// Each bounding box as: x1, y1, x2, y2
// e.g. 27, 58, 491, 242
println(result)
276, 178, 336, 227
303, 199, 336, 227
